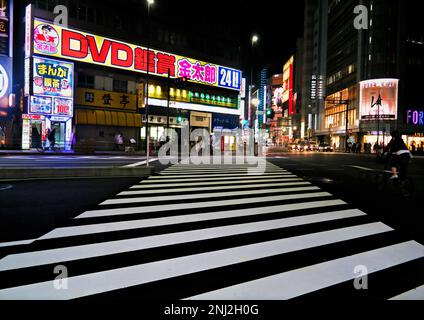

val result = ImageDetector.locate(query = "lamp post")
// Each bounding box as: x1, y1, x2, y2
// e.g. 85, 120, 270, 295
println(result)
371, 93, 382, 153
250, 34, 258, 141
145, 0, 154, 166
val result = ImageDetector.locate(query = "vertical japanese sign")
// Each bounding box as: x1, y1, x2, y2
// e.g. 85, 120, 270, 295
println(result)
282, 56, 294, 115
0, 0, 12, 114
0, 0, 11, 56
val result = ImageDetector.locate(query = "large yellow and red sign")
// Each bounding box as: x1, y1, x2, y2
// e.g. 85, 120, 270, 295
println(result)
33, 19, 242, 91
282, 56, 294, 116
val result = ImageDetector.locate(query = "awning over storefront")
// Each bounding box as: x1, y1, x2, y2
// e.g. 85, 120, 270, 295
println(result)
75, 109, 142, 127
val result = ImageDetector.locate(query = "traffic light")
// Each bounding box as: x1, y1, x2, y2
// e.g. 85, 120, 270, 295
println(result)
266, 108, 275, 118
175, 77, 188, 89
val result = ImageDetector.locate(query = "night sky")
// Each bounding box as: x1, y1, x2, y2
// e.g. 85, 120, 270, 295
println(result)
150, 0, 305, 75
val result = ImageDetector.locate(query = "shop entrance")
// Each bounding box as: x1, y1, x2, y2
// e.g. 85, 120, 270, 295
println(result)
30, 121, 43, 149
50, 121, 66, 148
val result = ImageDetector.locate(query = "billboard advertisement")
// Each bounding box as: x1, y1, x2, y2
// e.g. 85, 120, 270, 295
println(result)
53, 97, 73, 116
33, 18, 242, 91
282, 56, 294, 115
359, 79, 398, 120
33, 56, 73, 98
29, 95, 52, 114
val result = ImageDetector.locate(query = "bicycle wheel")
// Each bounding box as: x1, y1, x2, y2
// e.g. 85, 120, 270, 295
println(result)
375, 172, 386, 191
400, 178, 415, 198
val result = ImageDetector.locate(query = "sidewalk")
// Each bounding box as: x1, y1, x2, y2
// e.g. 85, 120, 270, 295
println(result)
265, 148, 424, 159
0, 149, 148, 156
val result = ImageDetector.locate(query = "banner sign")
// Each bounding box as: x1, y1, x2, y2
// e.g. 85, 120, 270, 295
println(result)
76, 88, 137, 111
33, 18, 242, 91
53, 97, 73, 116
359, 79, 398, 120
29, 95, 52, 114
33, 56, 73, 98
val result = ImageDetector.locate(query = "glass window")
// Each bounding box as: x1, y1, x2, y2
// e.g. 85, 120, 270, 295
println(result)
113, 80, 128, 93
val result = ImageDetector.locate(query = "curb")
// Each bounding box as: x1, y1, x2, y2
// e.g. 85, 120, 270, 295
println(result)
0, 166, 154, 180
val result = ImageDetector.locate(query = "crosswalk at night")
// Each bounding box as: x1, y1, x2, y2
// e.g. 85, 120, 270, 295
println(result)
0, 161, 422, 300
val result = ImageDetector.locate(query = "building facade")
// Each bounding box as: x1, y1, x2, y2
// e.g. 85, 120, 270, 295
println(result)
9, 0, 243, 151
310, 0, 424, 151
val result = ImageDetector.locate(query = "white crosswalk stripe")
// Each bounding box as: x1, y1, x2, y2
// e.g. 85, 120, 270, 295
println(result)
0, 161, 422, 300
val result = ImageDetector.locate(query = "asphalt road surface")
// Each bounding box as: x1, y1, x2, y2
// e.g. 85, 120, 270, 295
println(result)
0, 153, 422, 300
0, 155, 152, 168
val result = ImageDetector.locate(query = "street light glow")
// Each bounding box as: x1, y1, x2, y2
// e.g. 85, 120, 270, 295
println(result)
147, 0, 154, 5
252, 35, 259, 44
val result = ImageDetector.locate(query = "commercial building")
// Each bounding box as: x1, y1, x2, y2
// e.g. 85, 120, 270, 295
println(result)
310, 0, 424, 151
9, 0, 243, 151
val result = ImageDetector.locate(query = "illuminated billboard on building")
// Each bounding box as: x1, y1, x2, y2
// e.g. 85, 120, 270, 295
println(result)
359, 79, 398, 120
32, 18, 242, 91
33, 57, 74, 98
282, 56, 294, 115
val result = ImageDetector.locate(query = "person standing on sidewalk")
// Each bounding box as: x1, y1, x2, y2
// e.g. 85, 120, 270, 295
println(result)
48, 129, 56, 150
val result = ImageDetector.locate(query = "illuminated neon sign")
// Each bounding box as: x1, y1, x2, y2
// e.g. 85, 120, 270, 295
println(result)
282, 56, 294, 115
0, 63, 9, 99
33, 18, 242, 91
406, 109, 424, 126
33, 57, 73, 98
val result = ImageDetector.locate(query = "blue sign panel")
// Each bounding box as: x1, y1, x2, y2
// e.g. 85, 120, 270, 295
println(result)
213, 114, 240, 130
218, 66, 241, 91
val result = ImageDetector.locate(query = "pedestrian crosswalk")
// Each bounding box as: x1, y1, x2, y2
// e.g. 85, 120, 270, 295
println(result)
0, 161, 422, 300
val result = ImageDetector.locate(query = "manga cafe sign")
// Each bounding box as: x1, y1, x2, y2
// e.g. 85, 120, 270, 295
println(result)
33, 18, 242, 91
33, 57, 73, 98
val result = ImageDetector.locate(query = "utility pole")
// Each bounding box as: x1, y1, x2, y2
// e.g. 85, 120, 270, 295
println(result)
345, 102, 349, 152
166, 68, 171, 140
145, 0, 154, 166
371, 93, 382, 152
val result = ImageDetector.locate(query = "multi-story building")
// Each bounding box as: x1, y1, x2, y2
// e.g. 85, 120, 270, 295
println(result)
266, 73, 284, 145
10, 0, 243, 151
312, 0, 424, 151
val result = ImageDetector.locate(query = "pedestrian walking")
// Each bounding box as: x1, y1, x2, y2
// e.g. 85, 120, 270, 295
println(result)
47, 128, 56, 150
115, 133, 124, 151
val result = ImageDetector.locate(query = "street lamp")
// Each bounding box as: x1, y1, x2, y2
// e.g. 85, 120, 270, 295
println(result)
145, 0, 154, 166
250, 34, 259, 138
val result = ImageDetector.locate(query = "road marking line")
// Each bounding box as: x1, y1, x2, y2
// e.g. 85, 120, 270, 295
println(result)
347, 165, 375, 171
160, 170, 285, 174
0, 239, 36, 248
122, 158, 157, 168
0, 209, 368, 272
120, 182, 311, 195
40, 200, 348, 240
149, 173, 292, 179
389, 284, 424, 300
102, 186, 321, 205
77, 192, 333, 219
185, 241, 423, 300
131, 178, 303, 188
142, 175, 297, 183
0, 223, 393, 300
